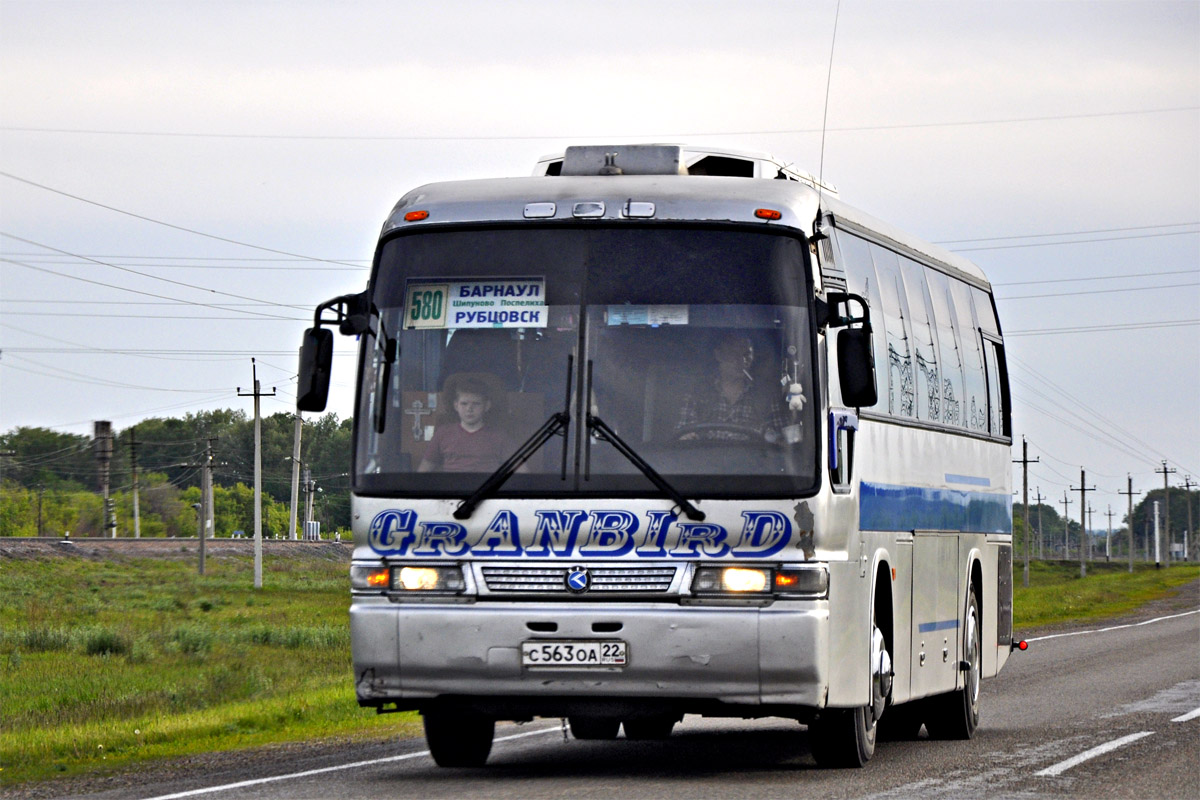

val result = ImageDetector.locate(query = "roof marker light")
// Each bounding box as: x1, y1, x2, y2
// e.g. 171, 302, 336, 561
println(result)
755, 208, 782, 221
404, 210, 429, 222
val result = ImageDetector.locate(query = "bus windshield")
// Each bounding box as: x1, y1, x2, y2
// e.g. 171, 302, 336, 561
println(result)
356, 226, 818, 498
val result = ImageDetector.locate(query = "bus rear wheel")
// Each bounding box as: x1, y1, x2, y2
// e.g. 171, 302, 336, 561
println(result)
423, 710, 494, 767
924, 586, 981, 740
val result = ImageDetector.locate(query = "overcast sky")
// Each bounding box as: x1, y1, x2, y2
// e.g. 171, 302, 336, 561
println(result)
1, 0, 1197, 518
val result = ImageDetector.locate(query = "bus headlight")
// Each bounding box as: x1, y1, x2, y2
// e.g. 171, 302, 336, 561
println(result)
690, 564, 827, 597
692, 567, 771, 594
392, 565, 466, 594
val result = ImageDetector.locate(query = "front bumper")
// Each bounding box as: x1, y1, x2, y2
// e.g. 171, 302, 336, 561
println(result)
351, 597, 830, 715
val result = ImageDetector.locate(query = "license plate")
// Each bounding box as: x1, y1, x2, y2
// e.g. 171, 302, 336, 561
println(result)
521, 640, 627, 668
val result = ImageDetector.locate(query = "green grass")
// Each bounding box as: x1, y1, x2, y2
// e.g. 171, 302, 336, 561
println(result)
0, 553, 419, 786
0, 553, 1195, 787
1014, 560, 1199, 630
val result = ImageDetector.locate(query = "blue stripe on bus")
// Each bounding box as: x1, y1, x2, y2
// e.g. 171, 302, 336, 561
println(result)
859, 481, 1012, 534
944, 473, 992, 487
918, 619, 960, 633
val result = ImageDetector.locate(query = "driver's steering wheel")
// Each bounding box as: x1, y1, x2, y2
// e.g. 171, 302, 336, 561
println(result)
675, 423, 762, 442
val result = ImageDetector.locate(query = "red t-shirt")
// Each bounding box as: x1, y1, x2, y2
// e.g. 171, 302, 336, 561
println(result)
423, 424, 508, 472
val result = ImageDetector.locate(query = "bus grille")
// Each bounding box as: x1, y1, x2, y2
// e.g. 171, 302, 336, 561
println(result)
479, 565, 678, 594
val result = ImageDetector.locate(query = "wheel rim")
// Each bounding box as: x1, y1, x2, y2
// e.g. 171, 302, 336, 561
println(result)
870, 624, 892, 723
965, 603, 980, 712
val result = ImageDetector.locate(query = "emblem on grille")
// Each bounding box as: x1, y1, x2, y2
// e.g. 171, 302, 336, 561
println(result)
566, 566, 590, 593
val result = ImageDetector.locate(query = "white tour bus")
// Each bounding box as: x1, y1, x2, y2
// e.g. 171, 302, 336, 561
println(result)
297, 144, 1018, 768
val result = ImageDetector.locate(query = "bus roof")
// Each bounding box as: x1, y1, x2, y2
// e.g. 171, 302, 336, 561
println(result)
382, 165, 989, 288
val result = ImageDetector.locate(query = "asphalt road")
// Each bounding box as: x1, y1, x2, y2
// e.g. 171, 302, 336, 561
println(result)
57, 600, 1200, 800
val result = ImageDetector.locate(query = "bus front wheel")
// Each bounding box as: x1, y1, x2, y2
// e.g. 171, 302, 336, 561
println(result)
423, 710, 494, 767
810, 615, 890, 767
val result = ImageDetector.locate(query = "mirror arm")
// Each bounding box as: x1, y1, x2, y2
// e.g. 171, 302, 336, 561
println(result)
822, 291, 871, 330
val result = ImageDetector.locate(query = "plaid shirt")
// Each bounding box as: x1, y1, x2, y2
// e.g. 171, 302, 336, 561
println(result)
676, 378, 791, 441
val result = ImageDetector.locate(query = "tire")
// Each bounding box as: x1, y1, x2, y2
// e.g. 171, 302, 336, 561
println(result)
569, 715, 621, 740
423, 710, 494, 767
810, 595, 891, 767
809, 706, 876, 768
924, 586, 981, 740
622, 715, 676, 740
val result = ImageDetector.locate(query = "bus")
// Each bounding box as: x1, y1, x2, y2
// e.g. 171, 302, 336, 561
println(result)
297, 143, 1018, 768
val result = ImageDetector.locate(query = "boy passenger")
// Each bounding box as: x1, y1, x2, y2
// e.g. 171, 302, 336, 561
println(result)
418, 377, 509, 473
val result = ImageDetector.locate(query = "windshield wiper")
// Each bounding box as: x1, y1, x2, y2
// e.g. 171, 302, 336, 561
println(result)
586, 414, 706, 521
454, 356, 573, 521
580, 359, 700, 522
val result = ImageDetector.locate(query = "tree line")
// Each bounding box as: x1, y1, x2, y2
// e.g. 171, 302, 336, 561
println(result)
0, 411, 351, 538
1013, 487, 1198, 561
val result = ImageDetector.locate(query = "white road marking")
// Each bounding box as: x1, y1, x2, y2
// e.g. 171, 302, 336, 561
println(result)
1024, 609, 1199, 643
1171, 706, 1200, 723
137, 726, 561, 800
1033, 731, 1154, 777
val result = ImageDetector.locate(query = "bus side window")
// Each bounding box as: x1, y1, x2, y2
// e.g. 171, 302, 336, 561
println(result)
833, 231, 886, 413
983, 338, 1010, 438
899, 257, 941, 423
949, 279, 988, 433
926, 271, 967, 429
869, 244, 914, 419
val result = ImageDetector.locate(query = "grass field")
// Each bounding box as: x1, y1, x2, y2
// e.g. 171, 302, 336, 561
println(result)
0, 550, 1196, 786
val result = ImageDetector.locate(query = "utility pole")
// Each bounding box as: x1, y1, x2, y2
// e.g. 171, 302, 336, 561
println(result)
1184, 476, 1195, 561
1060, 492, 1073, 560
1155, 461, 1177, 562
1153, 501, 1162, 567
199, 438, 216, 575
289, 412, 303, 541
1071, 469, 1096, 578
94, 421, 115, 538
1119, 475, 1140, 573
303, 466, 316, 535
1105, 506, 1115, 562
0, 451, 14, 537
1034, 487, 1046, 559
1014, 437, 1039, 587
36, 484, 44, 537
1087, 504, 1095, 561
130, 427, 141, 539
238, 359, 276, 589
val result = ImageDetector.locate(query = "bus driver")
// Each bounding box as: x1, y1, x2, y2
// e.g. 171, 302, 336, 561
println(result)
675, 333, 795, 443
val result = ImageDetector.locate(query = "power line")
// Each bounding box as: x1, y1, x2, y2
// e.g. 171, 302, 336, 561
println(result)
0, 171, 361, 267
993, 268, 1198, 287
3, 354, 234, 393
1, 255, 302, 320
2, 105, 1194, 140
950, 229, 1197, 252
1004, 319, 1199, 336
2, 254, 367, 272
1010, 355, 1196, 475
2, 232, 308, 314
1, 311, 308, 321
935, 222, 1198, 245
997, 281, 1199, 301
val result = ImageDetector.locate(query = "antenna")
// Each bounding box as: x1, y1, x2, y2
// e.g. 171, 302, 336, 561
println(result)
814, 0, 842, 240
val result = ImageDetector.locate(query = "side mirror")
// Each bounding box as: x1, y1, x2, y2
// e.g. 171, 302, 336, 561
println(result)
837, 326, 878, 408
297, 327, 334, 412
